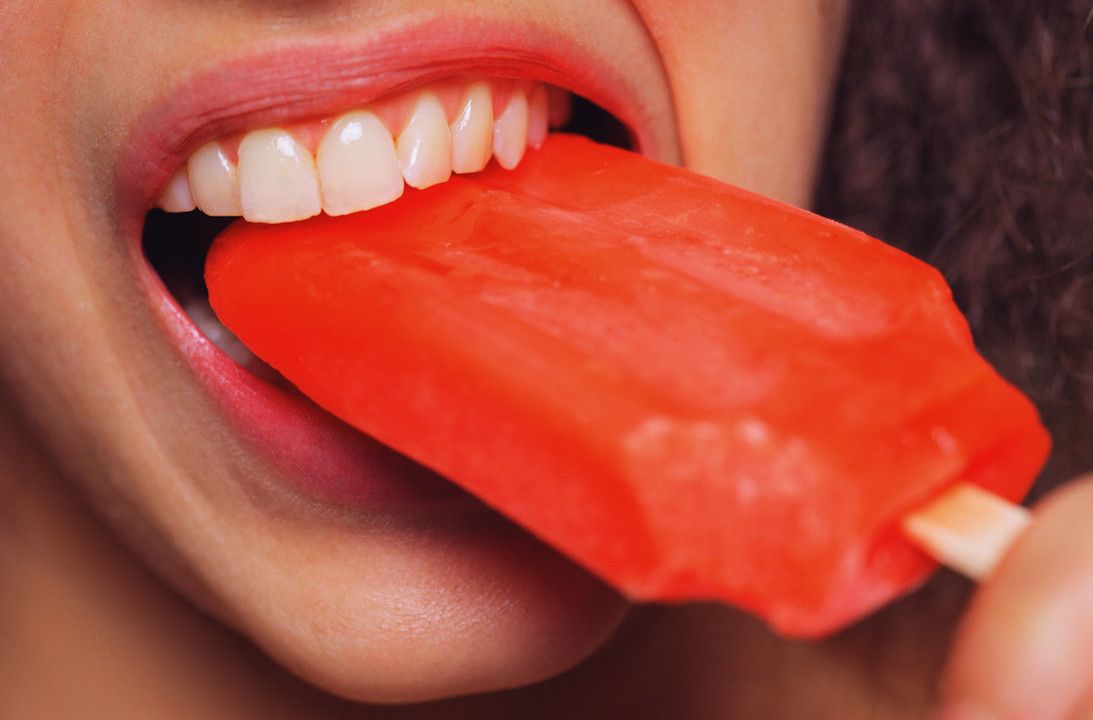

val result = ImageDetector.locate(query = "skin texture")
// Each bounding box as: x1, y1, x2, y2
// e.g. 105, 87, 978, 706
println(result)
0, 1, 1088, 718
939, 475, 1093, 720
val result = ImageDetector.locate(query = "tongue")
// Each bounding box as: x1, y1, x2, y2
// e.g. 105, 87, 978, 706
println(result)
205, 134, 1048, 637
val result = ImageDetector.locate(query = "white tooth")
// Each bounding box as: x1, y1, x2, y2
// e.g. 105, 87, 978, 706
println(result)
156, 167, 196, 212
317, 110, 404, 216
396, 92, 452, 189
527, 85, 549, 149
492, 90, 529, 170
450, 82, 494, 174
187, 142, 242, 216
238, 129, 322, 223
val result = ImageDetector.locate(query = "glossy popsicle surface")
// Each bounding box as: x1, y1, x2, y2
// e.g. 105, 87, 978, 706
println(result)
206, 135, 1049, 636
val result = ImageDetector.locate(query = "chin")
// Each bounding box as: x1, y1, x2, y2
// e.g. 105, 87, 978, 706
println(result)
211, 511, 629, 703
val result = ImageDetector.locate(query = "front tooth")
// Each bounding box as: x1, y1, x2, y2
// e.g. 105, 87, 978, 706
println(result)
187, 142, 242, 216
238, 129, 322, 223
450, 82, 494, 174
157, 167, 196, 212
396, 92, 452, 189
527, 85, 549, 149
492, 90, 529, 170
317, 111, 404, 216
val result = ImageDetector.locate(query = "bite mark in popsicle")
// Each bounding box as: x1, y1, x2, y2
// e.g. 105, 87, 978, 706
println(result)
204, 135, 1050, 636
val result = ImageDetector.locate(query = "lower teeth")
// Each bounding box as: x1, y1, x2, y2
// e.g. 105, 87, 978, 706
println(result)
184, 297, 256, 366
143, 209, 298, 391
186, 296, 296, 389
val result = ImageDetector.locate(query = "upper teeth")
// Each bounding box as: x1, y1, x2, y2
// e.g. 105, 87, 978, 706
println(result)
156, 80, 564, 223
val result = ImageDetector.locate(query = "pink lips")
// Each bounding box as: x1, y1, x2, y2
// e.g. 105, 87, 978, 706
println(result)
158, 293, 479, 510
118, 15, 666, 512
117, 17, 669, 219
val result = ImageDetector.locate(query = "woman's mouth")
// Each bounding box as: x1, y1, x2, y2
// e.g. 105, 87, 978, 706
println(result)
127, 21, 658, 515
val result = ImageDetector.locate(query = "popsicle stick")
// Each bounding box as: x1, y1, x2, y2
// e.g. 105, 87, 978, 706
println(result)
902, 483, 1031, 581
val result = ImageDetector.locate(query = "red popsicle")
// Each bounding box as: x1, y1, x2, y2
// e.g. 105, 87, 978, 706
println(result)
205, 134, 1050, 636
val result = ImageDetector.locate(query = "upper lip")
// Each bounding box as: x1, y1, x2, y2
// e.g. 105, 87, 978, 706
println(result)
114, 13, 678, 227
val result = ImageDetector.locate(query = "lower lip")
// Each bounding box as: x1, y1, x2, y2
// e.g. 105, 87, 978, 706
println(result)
145, 264, 487, 513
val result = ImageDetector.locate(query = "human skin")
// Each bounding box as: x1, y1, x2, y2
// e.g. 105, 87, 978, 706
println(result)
0, 2, 1090, 718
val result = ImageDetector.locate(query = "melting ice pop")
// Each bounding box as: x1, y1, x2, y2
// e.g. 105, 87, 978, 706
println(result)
205, 135, 1050, 637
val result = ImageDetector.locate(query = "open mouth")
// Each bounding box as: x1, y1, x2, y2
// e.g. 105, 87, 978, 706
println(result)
140, 76, 634, 509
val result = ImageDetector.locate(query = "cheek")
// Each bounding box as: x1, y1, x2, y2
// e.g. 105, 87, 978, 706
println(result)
630, 0, 850, 206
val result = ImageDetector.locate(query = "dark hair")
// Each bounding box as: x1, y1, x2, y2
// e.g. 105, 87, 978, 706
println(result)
817, 0, 1093, 495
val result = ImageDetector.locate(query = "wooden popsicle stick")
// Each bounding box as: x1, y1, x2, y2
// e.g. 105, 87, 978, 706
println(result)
902, 483, 1031, 581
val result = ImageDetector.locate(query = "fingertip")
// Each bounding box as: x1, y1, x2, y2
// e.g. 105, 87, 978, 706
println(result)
941, 475, 1093, 720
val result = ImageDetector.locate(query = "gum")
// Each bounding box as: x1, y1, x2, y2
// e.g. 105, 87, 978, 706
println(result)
215, 78, 564, 163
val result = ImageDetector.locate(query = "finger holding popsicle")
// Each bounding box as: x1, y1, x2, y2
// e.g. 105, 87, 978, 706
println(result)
933, 475, 1093, 720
